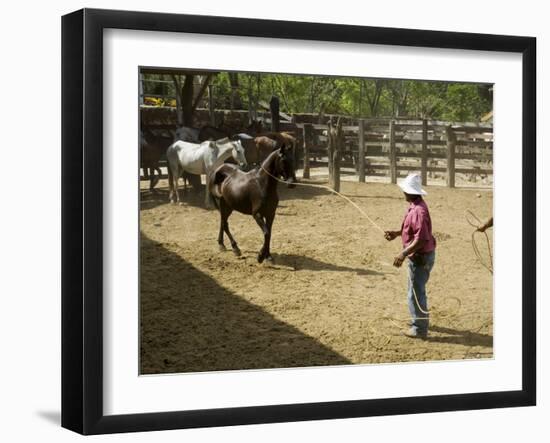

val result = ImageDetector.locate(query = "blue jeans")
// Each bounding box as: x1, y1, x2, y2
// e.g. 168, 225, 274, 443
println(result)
407, 250, 435, 335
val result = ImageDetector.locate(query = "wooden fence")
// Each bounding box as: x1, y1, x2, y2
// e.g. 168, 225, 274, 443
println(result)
297, 117, 493, 189
139, 105, 493, 190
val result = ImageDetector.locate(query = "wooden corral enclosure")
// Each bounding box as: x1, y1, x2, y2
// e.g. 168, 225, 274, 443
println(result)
140, 105, 493, 189
297, 117, 493, 188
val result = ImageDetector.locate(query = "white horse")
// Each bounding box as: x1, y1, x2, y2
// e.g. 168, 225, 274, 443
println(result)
167, 137, 247, 206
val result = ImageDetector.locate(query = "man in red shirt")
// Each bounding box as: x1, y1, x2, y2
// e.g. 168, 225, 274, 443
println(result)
385, 173, 436, 339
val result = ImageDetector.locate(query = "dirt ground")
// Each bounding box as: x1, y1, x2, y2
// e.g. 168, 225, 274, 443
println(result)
140, 174, 493, 375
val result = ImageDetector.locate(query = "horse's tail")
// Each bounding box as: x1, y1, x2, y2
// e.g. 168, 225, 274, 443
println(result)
207, 165, 234, 208
204, 169, 217, 210
210, 190, 220, 210
205, 183, 216, 209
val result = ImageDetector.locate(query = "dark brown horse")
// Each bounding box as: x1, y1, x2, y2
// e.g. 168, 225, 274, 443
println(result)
230, 132, 295, 169
253, 136, 279, 163
252, 132, 297, 168
208, 145, 297, 263
258, 131, 297, 152
140, 130, 172, 192
198, 125, 230, 142
198, 120, 263, 142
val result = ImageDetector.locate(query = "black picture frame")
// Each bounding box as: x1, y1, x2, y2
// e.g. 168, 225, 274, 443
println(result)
61, 8, 536, 435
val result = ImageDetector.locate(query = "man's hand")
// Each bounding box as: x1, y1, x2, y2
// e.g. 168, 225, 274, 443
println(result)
476, 217, 493, 233
393, 252, 406, 267
384, 230, 400, 241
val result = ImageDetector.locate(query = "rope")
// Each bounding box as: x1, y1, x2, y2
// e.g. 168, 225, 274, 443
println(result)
260, 166, 493, 352
260, 165, 385, 234
465, 210, 493, 274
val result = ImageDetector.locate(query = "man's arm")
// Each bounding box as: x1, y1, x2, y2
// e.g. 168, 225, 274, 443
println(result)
393, 238, 426, 267
477, 217, 493, 233
384, 230, 401, 241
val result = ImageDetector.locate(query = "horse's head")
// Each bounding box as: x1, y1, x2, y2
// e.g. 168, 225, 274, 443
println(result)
274, 145, 297, 188
246, 119, 263, 136
230, 140, 248, 169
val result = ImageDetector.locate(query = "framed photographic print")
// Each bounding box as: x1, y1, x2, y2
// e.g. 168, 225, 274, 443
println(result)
61, 8, 536, 435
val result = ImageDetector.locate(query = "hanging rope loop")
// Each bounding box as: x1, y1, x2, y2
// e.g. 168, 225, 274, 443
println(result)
465, 209, 493, 274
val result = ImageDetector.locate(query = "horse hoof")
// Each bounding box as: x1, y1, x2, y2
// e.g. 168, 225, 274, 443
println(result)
218, 244, 227, 252
178, 202, 184, 206
257, 254, 265, 264
233, 248, 242, 257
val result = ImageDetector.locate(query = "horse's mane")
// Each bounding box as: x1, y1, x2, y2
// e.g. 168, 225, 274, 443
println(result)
211, 136, 234, 147
260, 148, 281, 172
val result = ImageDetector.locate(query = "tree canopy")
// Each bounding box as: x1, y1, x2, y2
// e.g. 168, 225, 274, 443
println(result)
142, 71, 492, 122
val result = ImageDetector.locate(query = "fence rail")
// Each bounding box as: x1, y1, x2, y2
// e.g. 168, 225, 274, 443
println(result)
297, 117, 492, 188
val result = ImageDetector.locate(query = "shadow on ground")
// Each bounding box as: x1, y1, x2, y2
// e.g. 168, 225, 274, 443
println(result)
140, 184, 208, 211
140, 177, 337, 212
140, 233, 351, 374
427, 325, 493, 348
274, 253, 386, 276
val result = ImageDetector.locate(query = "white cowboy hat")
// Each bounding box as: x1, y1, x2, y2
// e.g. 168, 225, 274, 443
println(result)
398, 173, 427, 195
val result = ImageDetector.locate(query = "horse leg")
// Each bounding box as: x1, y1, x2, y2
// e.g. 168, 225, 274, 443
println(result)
217, 205, 226, 251
151, 167, 160, 191
253, 213, 270, 263
263, 212, 275, 262
168, 163, 176, 204
182, 172, 188, 197
221, 202, 240, 256
148, 167, 155, 192
174, 168, 182, 205
172, 173, 179, 203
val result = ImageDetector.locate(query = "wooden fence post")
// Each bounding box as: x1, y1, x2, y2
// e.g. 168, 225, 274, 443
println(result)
302, 123, 312, 179
208, 84, 215, 126
358, 119, 366, 182
445, 125, 456, 188
333, 117, 342, 192
270, 95, 280, 132
327, 120, 334, 184
389, 120, 397, 184
421, 119, 428, 186
327, 118, 342, 192
139, 72, 144, 105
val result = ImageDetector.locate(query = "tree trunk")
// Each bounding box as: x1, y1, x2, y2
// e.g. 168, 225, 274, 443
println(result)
247, 77, 257, 124
171, 74, 195, 127
181, 75, 194, 126
228, 72, 242, 110
171, 75, 184, 126
270, 95, 280, 132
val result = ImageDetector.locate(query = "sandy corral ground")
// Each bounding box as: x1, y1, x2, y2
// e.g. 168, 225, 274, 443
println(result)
140, 174, 493, 375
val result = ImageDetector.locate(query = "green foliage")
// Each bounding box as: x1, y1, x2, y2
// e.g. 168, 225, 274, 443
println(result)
142, 71, 492, 122
441, 84, 492, 121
